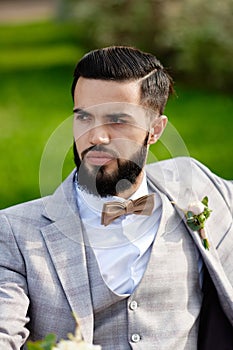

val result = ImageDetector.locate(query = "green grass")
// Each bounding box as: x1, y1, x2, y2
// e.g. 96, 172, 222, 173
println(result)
0, 20, 232, 209
0, 20, 83, 67
153, 86, 233, 179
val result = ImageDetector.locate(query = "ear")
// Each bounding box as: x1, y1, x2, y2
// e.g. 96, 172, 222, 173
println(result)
148, 115, 168, 145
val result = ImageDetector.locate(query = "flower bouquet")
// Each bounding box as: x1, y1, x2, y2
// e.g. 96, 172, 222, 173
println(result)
27, 318, 101, 350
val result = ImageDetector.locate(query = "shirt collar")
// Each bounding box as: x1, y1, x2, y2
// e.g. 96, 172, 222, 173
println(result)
75, 171, 149, 217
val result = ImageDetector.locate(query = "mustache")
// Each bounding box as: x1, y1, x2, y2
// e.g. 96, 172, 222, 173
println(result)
81, 145, 119, 160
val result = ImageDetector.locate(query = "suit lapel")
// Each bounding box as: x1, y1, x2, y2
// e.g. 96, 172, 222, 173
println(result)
146, 159, 232, 249
40, 171, 94, 342
185, 223, 233, 320
146, 166, 233, 325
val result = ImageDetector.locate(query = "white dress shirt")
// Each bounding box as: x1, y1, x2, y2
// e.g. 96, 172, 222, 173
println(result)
75, 172, 162, 295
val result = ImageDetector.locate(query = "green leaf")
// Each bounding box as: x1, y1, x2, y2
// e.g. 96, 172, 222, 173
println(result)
27, 334, 56, 350
201, 196, 208, 207
26, 344, 44, 350
186, 211, 194, 219
198, 214, 206, 223
186, 216, 195, 224
203, 239, 210, 250
203, 207, 212, 219
187, 221, 201, 231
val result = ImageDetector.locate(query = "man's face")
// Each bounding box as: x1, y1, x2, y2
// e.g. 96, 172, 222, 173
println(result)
73, 78, 164, 197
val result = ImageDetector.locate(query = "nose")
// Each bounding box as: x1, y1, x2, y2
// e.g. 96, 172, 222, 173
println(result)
89, 124, 110, 145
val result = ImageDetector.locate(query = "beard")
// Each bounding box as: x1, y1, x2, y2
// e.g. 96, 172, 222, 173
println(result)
73, 134, 149, 197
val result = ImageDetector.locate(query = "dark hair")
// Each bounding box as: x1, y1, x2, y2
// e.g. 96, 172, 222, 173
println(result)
71, 46, 174, 114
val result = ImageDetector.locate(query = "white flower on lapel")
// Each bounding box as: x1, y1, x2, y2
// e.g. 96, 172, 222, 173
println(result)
188, 202, 205, 216
172, 196, 212, 250
185, 196, 212, 250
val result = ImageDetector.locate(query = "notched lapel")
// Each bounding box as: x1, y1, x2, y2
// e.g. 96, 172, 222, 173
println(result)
181, 220, 233, 325
39, 171, 94, 342
146, 163, 233, 325
40, 216, 94, 343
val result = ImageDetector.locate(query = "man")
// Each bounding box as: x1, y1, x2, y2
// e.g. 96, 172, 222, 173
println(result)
0, 46, 232, 349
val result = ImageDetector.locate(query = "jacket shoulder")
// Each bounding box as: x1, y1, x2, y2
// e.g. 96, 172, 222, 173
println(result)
0, 196, 51, 224
146, 157, 232, 212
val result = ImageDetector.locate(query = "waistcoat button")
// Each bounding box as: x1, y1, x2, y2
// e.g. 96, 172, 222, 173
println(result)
129, 300, 138, 310
131, 333, 140, 342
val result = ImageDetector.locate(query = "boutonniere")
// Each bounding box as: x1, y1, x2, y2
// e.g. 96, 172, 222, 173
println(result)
172, 196, 212, 250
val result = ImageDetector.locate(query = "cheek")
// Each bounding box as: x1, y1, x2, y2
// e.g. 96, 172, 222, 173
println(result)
74, 125, 85, 142
113, 136, 147, 159
73, 117, 91, 145
122, 130, 148, 149
74, 136, 87, 158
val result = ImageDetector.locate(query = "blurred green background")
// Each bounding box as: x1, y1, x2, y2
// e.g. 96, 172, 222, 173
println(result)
0, 0, 232, 209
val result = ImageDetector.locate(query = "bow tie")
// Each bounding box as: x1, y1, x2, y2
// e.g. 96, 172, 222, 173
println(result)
101, 194, 154, 226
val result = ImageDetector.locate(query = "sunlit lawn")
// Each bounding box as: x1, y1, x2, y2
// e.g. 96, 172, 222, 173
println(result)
0, 20, 232, 209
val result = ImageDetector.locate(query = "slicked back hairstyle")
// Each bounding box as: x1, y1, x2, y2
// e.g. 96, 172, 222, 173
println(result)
71, 46, 174, 114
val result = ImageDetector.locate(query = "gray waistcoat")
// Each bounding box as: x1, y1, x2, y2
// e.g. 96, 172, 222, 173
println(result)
85, 193, 203, 349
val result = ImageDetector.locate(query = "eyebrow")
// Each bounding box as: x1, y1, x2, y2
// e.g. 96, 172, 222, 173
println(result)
105, 112, 133, 120
73, 108, 134, 120
73, 108, 92, 116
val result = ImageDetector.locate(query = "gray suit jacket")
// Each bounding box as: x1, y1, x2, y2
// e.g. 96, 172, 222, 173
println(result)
0, 157, 232, 349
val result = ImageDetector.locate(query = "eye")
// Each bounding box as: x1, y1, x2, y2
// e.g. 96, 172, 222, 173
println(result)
75, 112, 92, 122
109, 115, 127, 124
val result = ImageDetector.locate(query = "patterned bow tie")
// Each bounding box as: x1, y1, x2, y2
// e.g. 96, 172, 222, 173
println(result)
101, 194, 154, 226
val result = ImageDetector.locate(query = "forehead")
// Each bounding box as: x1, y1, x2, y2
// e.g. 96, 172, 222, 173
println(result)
74, 77, 141, 108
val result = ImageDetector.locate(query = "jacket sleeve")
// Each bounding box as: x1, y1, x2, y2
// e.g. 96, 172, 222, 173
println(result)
0, 214, 30, 349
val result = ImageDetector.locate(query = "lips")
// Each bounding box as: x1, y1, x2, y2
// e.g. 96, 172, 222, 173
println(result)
85, 151, 115, 166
